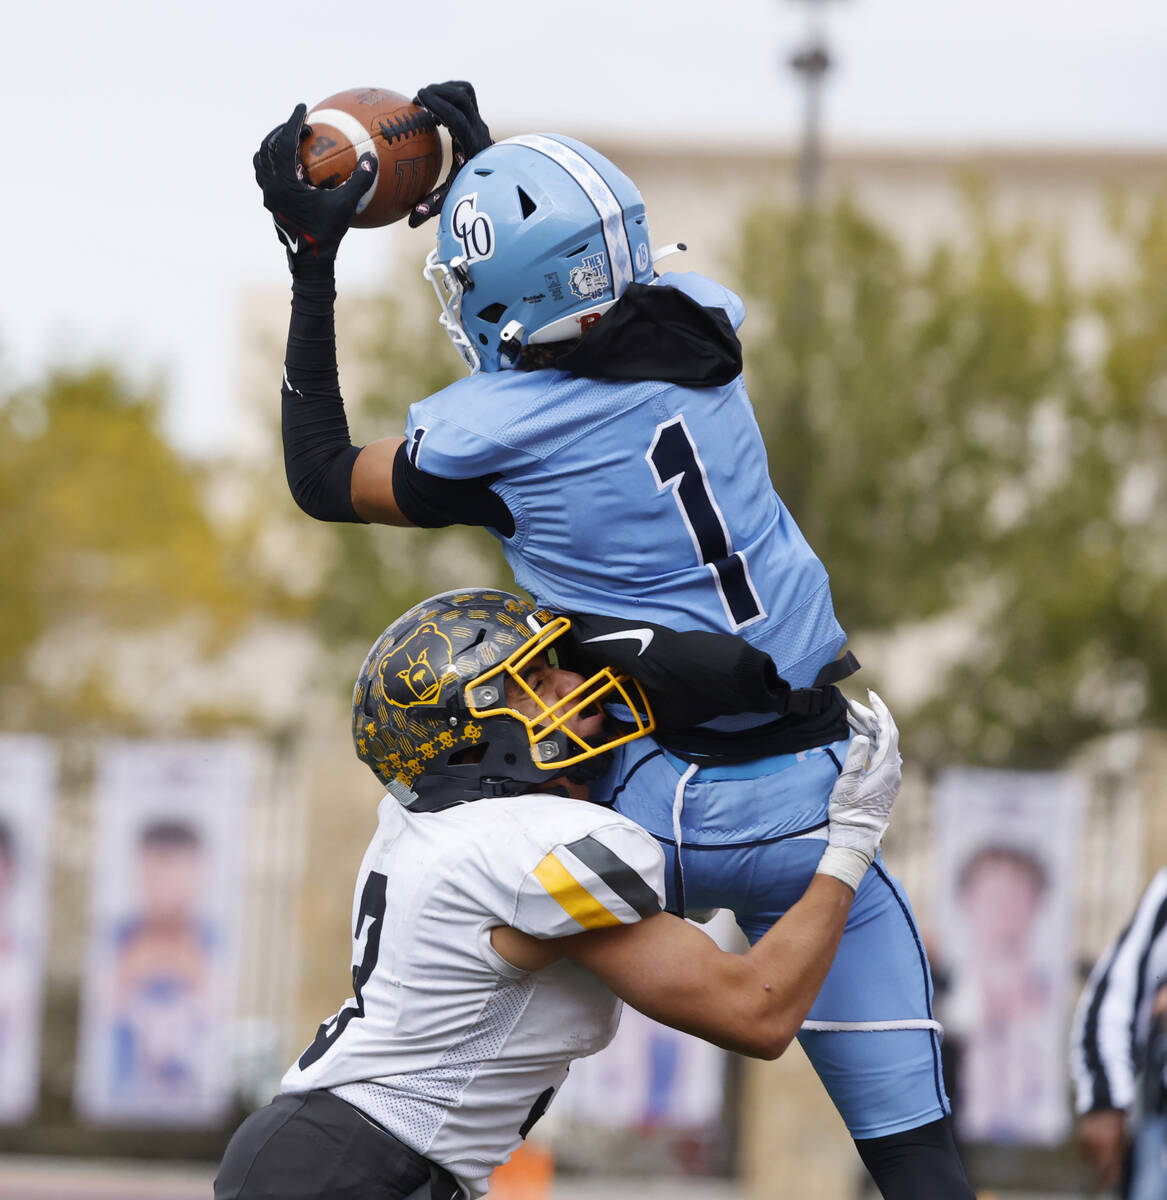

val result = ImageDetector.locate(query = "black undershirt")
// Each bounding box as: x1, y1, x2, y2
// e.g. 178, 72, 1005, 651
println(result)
391, 441, 514, 536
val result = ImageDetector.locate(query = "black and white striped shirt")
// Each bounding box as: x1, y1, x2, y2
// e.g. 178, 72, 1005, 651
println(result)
1070, 867, 1167, 1114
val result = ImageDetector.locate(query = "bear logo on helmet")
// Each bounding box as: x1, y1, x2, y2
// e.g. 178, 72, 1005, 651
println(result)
380, 622, 457, 705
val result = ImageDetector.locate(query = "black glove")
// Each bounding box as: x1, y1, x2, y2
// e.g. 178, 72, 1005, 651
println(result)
253, 103, 378, 269
407, 80, 493, 228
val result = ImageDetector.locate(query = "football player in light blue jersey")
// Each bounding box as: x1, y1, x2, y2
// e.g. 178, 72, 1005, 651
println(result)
254, 82, 973, 1199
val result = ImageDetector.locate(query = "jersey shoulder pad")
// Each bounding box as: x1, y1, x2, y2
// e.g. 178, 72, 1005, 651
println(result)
656, 270, 746, 332
507, 796, 666, 939
406, 374, 541, 479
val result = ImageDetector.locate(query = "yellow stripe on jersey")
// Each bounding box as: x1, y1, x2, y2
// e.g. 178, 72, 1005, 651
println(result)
533, 852, 623, 930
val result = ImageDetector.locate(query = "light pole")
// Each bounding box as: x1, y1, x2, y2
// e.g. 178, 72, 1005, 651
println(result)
786, 0, 844, 207
775, 1, 847, 521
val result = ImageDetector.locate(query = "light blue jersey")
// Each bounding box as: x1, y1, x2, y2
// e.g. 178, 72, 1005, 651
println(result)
404, 271, 947, 1141
405, 272, 846, 690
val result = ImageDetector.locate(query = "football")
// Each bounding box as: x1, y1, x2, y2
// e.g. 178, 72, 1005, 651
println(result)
298, 87, 443, 228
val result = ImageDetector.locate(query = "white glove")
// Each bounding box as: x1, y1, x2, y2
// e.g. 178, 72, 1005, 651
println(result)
845, 692, 880, 740
816, 690, 902, 891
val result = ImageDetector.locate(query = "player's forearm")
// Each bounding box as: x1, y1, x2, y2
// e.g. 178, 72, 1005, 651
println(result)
562, 877, 853, 1061
736, 872, 854, 1055
630, 879, 853, 1059
281, 258, 364, 523
286, 258, 342, 395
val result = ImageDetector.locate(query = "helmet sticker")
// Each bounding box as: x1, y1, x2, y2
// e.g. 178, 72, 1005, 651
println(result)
380, 622, 455, 706
450, 193, 495, 263
568, 253, 609, 302
635, 242, 650, 273
544, 272, 564, 302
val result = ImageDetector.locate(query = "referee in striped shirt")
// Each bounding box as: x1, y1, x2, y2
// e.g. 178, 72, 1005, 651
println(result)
1070, 866, 1167, 1199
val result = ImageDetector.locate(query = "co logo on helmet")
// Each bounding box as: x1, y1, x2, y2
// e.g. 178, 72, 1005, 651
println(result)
451, 194, 495, 263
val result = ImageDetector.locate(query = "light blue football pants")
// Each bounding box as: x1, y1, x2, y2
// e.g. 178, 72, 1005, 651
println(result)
595, 734, 949, 1140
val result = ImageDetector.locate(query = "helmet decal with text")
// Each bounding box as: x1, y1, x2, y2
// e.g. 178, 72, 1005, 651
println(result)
450, 193, 495, 263
568, 253, 610, 302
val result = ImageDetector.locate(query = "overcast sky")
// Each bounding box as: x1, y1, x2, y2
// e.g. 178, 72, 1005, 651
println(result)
4, 0, 1165, 454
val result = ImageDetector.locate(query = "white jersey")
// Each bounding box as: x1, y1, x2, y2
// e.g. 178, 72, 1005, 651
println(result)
281, 790, 666, 1197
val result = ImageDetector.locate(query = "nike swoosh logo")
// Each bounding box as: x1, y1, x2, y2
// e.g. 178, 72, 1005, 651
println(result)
274, 220, 299, 254
581, 628, 655, 656
282, 368, 303, 397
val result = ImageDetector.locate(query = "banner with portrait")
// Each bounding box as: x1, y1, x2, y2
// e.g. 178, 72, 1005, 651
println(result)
935, 766, 1083, 1145
75, 739, 252, 1125
0, 734, 58, 1123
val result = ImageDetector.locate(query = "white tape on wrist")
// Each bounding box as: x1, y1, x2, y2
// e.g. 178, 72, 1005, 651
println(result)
815, 845, 872, 892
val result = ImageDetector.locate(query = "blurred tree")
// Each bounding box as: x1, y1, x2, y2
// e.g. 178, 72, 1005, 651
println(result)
732, 188, 1165, 766
0, 365, 263, 726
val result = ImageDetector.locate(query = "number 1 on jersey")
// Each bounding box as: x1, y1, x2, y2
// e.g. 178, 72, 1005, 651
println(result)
647, 416, 764, 630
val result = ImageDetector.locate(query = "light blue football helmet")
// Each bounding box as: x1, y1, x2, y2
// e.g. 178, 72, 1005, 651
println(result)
423, 134, 656, 373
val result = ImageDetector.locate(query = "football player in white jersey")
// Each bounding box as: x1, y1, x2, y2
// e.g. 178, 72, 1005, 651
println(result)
215, 589, 902, 1200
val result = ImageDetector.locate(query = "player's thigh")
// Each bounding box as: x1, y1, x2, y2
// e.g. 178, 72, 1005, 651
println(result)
215, 1090, 430, 1199
809, 859, 936, 1025
738, 856, 949, 1138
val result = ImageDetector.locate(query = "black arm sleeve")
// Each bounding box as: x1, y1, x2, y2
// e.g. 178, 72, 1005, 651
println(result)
391, 442, 515, 536
280, 257, 364, 523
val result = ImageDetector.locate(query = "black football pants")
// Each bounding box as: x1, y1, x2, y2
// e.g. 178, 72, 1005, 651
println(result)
214, 1089, 459, 1200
